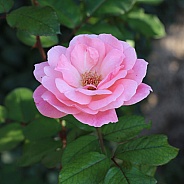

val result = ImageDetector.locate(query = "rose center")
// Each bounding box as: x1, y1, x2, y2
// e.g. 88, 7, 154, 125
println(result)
81, 71, 102, 90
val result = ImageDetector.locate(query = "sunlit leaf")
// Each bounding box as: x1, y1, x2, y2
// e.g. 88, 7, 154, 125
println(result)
59, 152, 110, 184
7, 6, 60, 36
0, 123, 24, 152
5, 88, 38, 123
0, 105, 7, 123
17, 30, 58, 48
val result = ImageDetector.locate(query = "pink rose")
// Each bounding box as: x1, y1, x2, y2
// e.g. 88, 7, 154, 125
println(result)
33, 34, 152, 127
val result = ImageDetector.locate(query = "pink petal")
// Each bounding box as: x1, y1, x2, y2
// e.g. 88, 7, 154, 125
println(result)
122, 43, 137, 70
33, 85, 66, 118
34, 62, 48, 82
124, 83, 152, 105
126, 59, 148, 85
48, 46, 66, 68
44, 66, 63, 78
56, 54, 81, 87
98, 34, 123, 52
70, 44, 99, 73
55, 78, 92, 105
98, 69, 127, 89
100, 49, 124, 77
76, 88, 112, 96
41, 90, 80, 114
73, 109, 118, 127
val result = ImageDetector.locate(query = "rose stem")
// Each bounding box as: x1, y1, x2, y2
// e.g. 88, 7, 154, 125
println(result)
96, 127, 106, 155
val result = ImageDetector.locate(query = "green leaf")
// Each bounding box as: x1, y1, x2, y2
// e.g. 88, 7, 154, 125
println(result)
17, 30, 58, 48
38, 0, 82, 28
95, 0, 136, 16
18, 138, 61, 166
5, 88, 38, 123
124, 9, 165, 38
0, 105, 7, 123
59, 152, 110, 184
83, 0, 106, 17
61, 135, 100, 166
104, 167, 156, 184
102, 116, 151, 142
115, 135, 179, 166
136, 0, 163, 5
7, 6, 60, 36
77, 21, 125, 40
0, 0, 14, 13
0, 123, 24, 152
23, 117, 61, 141
63, 115, 95, 132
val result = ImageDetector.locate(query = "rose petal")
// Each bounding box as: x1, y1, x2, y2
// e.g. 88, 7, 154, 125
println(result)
71, 44, 99, 73
56, 54, 81, 87
100, 49, 124, 77
126, 59, 148, 85
34, 62, 48, 82
73, 109, 118, 127
48, 46, 66, 68
33, 85, 66, 118
124, 83, 152, 105
41, 90, 80, 114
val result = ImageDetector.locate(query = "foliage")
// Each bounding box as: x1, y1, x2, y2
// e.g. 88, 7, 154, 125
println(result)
0, 0, 178, 184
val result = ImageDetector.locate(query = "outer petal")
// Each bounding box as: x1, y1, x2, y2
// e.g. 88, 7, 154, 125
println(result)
41, 90, 80, 114
124, 83, 152, 105
48, 46, 66, 68
34, 62, 48, 82
126, 59, 148, 85
73, 109, 118, 127
33, 85, 66, 118
122, 42, 137, 70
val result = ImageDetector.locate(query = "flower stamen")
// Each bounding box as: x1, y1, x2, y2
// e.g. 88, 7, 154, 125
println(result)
81, 71, 101, 90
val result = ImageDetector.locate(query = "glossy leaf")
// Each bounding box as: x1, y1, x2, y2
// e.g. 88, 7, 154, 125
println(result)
136, 0, 163, 5
23, 117, 61, 141
7, 6, 60, 36
115, 135, 179, 166
18, 138, 61, 166
38, 0, 82, 28
0, 0, 14, 13
95, 0, 136, 16
0, 123, 24, 152
124, 9, 165, 38
59, 152, 110, 184
102, 116, 151, 142
5, 88, 38, 123
104, 167, 156, 184
17, 30, 58, 48
0, 105, 7, 123
61, 135, 100, 166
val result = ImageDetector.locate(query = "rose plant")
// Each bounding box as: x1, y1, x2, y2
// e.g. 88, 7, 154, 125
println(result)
0, 0, 179, 183
33, 34, 152, 127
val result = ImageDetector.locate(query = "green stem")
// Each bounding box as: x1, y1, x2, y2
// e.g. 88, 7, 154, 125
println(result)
96, 127, 106, 155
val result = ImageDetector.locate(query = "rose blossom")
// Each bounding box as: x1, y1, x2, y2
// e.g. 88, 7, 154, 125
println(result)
33, 34, 152, 127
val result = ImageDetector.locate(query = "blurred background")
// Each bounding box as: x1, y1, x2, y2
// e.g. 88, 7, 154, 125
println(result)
0, 0, 184, 183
